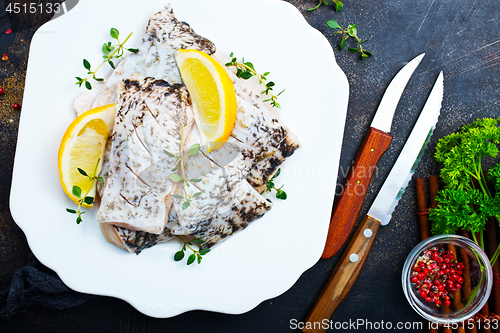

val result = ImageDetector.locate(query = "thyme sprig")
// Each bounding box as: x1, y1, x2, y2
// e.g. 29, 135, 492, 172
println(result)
174, 237, 210, 265
307, 0, 343, 12
66, 159, 103, 224
327, 20, 373, 60
225, 52, 284, 108
261, 168, 287, 200
165, 123, 203, 210
75, 28, 139, 90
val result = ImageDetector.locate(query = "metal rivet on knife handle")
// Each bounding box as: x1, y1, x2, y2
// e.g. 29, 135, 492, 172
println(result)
305, 71, 443, 333
304, 216, 381, 333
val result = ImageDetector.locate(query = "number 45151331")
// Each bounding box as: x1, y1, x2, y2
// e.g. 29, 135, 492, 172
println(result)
5, 2, 61, 14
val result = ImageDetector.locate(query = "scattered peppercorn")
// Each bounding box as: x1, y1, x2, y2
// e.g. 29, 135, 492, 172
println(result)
13, 103, 20, 110
410, 247, 463, 307
2, 53, 8, 61
0, 87, 4, 95
5, 29, 11, 34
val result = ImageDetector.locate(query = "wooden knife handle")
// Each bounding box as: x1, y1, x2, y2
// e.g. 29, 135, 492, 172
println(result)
304, 215, 381, 333
321, 127, 392, 259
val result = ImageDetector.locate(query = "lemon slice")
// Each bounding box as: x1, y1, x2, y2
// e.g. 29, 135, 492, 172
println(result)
58, 104, 116, 207
175, 49, 237, 151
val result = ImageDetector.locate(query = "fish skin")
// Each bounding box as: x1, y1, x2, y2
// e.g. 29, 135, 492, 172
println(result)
92, 5, 299, 252
97, 77, 190, 234
100, 222, 173, 254
167, 179, 272, 249
226, 69, 301, 192
90, 4, 216, 109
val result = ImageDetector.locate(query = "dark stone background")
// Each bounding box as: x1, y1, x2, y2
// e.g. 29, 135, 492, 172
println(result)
1, 0, 499, 332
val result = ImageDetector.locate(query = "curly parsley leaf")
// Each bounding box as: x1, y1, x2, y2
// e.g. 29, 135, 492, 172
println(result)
429, 117, 500, 264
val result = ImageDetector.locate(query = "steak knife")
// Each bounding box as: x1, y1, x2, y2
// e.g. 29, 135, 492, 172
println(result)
305, 72, 444, 333
322, 53, 425, 259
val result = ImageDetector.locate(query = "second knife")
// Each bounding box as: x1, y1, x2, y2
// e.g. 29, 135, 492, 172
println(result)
322, 53, 425, 259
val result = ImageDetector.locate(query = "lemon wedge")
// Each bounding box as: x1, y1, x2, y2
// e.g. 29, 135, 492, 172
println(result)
175, 49, 237, 151
58, 104, 116, 207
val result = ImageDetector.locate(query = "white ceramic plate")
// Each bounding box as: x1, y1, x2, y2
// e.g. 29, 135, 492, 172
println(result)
10, 0, 348, 318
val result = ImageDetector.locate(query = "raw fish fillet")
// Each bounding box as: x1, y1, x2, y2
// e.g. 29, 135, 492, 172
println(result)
80, 4, 216, 112
101, 223, 173, 253
97, 77, 189, 234
226, 69, 300, 192
79, 5, 299, 252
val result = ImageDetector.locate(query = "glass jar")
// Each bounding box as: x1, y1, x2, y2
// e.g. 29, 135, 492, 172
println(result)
402, 235, 493, 324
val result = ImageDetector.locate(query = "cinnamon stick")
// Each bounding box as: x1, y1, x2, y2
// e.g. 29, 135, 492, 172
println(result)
415, 178, 439, 333
429, 176, 439, 208
483, 174, 500, 332
416, 178, 431, 240
459, 231, 478, 333
485, 217, 500, 316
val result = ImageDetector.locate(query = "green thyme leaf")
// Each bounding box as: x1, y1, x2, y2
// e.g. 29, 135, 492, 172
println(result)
187, 253, 196, 265
76, 29, 138, 90
72, 185, 82, 198
66, 208, 77, 214
169, 173, 184, 183
164, 149, 176, 158
110, 28, 119, 39
174, 236, 210, 265
77, 168, 90, 178
261, 168, 288, 200
276, 188, 287, 200
188, 143, 201, 156
326, 20, 341, 30
174, 250, 185, 261
83, 196, 94, 205
182, 201, 191, 210
327, 20, 372, 59
339, 37, 346, 50
83, 59, 91, 70
225, 53, 283, 108
199, 248, 210, 255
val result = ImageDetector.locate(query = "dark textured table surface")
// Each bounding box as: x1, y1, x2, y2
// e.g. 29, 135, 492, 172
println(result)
1, 0, 499, 332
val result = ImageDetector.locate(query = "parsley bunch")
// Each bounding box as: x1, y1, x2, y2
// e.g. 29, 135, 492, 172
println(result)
430, 117, 500, 264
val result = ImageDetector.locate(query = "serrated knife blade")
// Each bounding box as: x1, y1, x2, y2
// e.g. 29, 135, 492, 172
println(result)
322, 53, 425, 259
305, 72, 444, 333
368, 71, 443, 225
